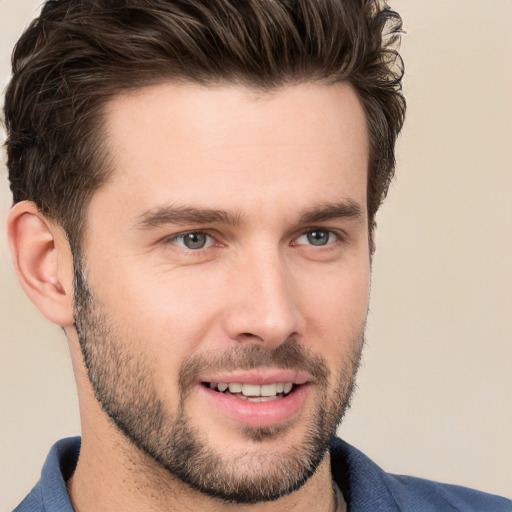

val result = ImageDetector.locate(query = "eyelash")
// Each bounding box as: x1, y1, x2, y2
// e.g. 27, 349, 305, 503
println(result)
165, 231, 217, 250
164, 228, 342, 251
292, 229, 341, 248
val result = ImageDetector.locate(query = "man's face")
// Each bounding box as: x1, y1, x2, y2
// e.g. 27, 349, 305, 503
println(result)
74, 82, 370, 503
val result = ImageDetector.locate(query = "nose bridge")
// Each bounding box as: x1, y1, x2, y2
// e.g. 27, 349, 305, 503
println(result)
223, 243, 300, 346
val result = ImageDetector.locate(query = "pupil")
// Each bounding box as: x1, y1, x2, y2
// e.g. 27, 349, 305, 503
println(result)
184, 233, 207, 249
307, 230, 329, 246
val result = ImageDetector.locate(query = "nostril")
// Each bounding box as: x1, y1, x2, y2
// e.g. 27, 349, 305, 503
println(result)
237, 332, 264, 342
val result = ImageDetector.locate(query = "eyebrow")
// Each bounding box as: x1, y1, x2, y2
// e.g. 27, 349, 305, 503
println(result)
298, 200, 364, 224
134, 199, 363, 231
134, 205, 241, 230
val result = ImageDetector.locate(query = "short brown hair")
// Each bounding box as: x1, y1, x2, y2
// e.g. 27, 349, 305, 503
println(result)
4, 0, 405, 252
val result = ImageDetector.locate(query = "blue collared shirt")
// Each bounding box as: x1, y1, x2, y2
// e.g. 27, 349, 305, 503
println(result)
13, 436, 512, 511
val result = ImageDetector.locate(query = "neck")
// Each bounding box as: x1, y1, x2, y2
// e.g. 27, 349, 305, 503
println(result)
67, 431, 340, 512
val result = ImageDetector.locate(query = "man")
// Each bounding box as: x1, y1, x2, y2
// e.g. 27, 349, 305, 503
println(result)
3, 0, 511, 511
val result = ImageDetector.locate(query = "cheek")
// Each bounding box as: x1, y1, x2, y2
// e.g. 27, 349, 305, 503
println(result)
299, 264, 369, 353
302, 260, 369, 317
91, 264, 225, 362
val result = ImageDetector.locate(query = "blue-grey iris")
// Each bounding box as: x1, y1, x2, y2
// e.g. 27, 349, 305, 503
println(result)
307, 230, 329, 246
184, 233, 207, 249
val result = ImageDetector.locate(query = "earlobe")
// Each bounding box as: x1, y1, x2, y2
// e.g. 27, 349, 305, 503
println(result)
7, 201, 75, 327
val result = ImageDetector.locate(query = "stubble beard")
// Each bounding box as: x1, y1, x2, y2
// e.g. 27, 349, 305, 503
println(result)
73, 260, 365, 504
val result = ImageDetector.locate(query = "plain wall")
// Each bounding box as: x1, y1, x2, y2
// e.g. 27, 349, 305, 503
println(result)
1, 0, 511, 510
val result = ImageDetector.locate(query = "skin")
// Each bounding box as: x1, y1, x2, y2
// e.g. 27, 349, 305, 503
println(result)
8, 81, 370, 511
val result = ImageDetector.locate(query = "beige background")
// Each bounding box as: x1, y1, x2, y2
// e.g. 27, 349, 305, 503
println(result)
1, 0, 511, 510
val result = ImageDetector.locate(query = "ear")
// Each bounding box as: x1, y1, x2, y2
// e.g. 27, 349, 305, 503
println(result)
7, 201, 75, 327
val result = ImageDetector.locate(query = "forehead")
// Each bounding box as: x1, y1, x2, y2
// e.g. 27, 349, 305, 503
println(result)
93, 81, 369, 222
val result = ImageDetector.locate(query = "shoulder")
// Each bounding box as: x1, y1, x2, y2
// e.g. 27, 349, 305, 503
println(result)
12, 437, 80, 512
382, 472, 512, 512
13, 484, 43, 512
329, 437, 511, 512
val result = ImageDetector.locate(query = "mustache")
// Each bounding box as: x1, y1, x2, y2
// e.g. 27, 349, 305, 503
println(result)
178, 340, 330, 394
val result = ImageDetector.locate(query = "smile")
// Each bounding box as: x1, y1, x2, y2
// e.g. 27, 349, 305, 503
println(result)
197, 373, 310, 427
203, 382, 296, 402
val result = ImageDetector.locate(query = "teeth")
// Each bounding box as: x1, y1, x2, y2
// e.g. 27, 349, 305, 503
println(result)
260, 384, 277, 397
228, 383, 243, 393
211, 382, 295, 397
246, 395, 279, 402
242, 383, 261, 396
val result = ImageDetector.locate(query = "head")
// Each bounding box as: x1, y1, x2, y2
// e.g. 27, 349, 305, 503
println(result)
4, 0, 405, 506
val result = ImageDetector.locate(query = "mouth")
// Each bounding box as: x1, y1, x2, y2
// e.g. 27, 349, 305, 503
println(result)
201, 381, 297, 402
197, 372, 311, 427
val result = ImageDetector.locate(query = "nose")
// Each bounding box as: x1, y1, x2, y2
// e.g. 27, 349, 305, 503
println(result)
221, 248, 302, 349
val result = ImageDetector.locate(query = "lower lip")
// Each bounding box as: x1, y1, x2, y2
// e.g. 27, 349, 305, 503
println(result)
198, 384, 309, 427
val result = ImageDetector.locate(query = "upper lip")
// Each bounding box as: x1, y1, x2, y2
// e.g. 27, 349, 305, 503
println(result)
199, 369, 311, 386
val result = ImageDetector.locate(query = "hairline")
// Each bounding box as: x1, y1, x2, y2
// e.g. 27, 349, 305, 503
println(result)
70, 76, 375, 255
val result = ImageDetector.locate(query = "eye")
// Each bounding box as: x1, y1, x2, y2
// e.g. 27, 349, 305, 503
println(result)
294, 229, 338, 247
168, 231, 214, 250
